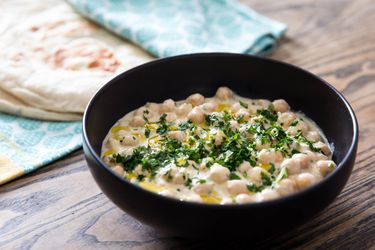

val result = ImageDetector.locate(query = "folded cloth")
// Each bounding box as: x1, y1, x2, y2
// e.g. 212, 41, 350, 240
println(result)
68, 0, 287, 57
0, 112, 82, 185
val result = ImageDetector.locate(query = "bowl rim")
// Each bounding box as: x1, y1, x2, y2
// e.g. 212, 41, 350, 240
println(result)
83, 52, 359, 209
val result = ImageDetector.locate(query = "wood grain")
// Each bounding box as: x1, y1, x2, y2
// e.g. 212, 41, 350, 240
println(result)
1, 0, 374, 249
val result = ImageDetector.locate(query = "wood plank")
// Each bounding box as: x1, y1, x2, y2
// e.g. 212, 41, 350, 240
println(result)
1, 0, 374, 249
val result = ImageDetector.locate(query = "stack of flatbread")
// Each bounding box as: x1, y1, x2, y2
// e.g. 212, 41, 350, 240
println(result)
0, 0, 153, 121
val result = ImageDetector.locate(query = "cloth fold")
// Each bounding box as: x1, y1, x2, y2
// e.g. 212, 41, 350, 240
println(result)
68, 0, 287, 57
0, 112, 82, 185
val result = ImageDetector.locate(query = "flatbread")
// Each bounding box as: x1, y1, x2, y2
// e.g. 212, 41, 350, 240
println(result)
0, 0, 153, 121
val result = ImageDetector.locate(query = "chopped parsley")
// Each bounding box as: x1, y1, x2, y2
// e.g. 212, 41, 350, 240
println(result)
239, 100, 248, 108
290, 119, 299, 126
110, 101, 328, 194
229, 172, 241, 180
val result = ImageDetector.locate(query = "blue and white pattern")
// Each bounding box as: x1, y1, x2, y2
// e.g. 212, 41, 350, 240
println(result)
68, 0, 287, 56
0, 112, 82, 175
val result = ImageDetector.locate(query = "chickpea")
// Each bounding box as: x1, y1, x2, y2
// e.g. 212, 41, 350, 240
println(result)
314, 152, 329, 161
295, 121, 309, 133
247, 167, 263, 185
134, 106, 147, 116
247, 105, 257, 115
272, 99, 290, 113
258, 149, 283, 164
227, 180, 248, 195
316, 160, 336, 176
261, 189, 280, 201
188, 106, 205, 124
202, 102, 217, 113
193, 183, 213, 195
281, 158, 300, 175
214, 130, 225, 146
292, 153, 310, 169
158, 189, 175, 197
238, 161, 251, 173
130, 115, 145, 127
313, 141, 332, 156
165, 112, 177, 122
172, 173, 185, 185
221, 198, 233, 205
120, 135, 139, 146
230, 102, 242, 113
168, 131, 186, 142
256, 99, 271, 109
111, 165, 124, 176
216, 86, 233, 100
186, 93, 205, 106
296, 173, 316, 189
229, 120, 239, 130
161, 99, 175, 112
184, 194, 202, 203
277, 112, 297, 127
146, 102, 160, 113
236, 108, 250, 121
306, 131, 321, 141
277, 179, 296, 196
235, 194, 259, 204
177, 103, 192, 116
209, 163, 230, 183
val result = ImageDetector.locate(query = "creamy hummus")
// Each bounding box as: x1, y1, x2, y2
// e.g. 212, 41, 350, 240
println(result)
101, 87, 336, 204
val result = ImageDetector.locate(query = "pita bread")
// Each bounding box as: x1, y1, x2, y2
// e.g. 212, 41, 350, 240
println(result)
0, 0, 153, 121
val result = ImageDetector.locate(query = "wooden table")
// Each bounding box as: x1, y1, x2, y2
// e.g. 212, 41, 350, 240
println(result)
1, 0, 374, 249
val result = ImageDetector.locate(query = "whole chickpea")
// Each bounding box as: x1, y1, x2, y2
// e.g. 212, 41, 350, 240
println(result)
158, 189, 175, 197
111, 165, 124, 176
168, 131, 186, 142
313, 141, 332, 156
238, 161, 251, 173
202, 102, 217, 113
186, 93, 205, 106
235, 193, 260, 204
214, 130, 225, 146
227, 180, 248, 195
292, 153, 310, 169
236, 108, 250, 121
277, 112, 297, 127
306, 131, 321, 141
277, 179, 296, 196
188, 106, 205, 124
146, 102, 160, 113
161, 99, 176, 112
230, 102, 242, 113
193, 183, 213, 195
130, 115, 145, 127
165, 112, 177, 122
281, 158, 300, 175
296, 173, 316, 189
261, 189, 280, 201
216, 87, 233, 100
247, 166, 263, 185
177, 103, 192, 116
316, 160, 336, 176
272, 99, 290, 113
258, 149, 284, 164
209, 163, 230, 183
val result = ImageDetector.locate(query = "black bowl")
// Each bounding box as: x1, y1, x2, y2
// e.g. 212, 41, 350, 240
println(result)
83, 53, 358, 238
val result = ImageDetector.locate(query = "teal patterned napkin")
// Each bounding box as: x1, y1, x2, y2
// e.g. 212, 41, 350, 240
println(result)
0, 112, 82, 184
68, 0, 287, 56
